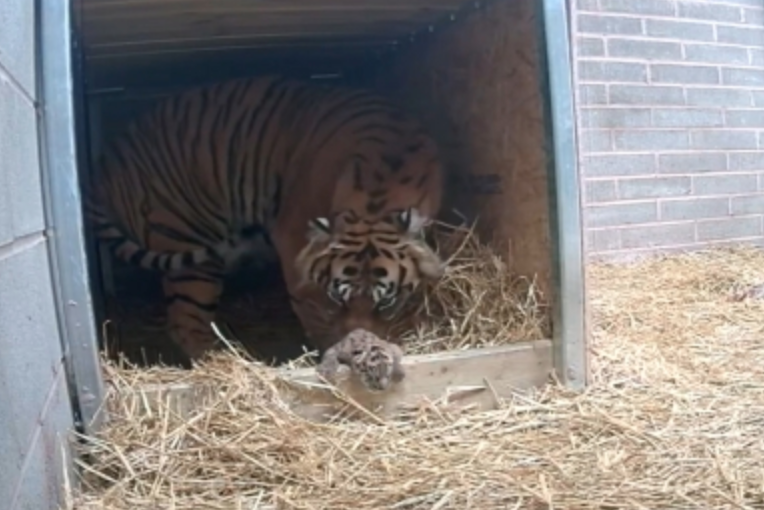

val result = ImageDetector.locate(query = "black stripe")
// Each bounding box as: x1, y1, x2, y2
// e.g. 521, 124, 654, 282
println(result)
181, 251, 196, 266
310, 95, 385, 151
354, 122, 405, 138
250, 82, 292, 223
398, 264, 408, 286
159, 255, 173, 272
127, 249, 148, 266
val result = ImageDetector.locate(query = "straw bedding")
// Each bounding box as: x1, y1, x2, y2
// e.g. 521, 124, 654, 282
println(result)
65, 244, 764, 509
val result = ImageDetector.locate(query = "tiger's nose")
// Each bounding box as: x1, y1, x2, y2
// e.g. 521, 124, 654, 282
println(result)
341, 315, 375, 335
339, 298, 385, 337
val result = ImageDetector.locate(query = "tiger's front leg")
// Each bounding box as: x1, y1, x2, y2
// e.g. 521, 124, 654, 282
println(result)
162, 267, 224, 362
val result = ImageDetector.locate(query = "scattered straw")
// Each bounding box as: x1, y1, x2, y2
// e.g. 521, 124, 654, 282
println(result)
65, 245, 764, 509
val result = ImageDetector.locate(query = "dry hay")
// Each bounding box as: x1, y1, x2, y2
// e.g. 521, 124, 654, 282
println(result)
400, 220, 551, 354
64, 245, 764, 510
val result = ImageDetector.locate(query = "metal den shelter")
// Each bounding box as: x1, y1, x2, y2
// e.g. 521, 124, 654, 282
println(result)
1, 0, 586, 506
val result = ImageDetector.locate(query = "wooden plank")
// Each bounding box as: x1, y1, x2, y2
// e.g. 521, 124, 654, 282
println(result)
283, 340, 553, 421
123, 340, 553, 423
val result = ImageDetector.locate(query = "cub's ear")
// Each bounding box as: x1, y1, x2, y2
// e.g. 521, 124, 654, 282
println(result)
395, 207, 433, 238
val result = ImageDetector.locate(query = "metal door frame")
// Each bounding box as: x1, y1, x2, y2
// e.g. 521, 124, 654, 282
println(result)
38, 0, 104, 435
538, 0, 590, 390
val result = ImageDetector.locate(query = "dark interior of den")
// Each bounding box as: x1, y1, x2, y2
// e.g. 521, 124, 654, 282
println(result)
74, 0, 555, 369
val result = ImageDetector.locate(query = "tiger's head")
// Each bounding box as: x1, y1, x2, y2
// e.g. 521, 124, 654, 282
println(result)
294, 207, 443, 344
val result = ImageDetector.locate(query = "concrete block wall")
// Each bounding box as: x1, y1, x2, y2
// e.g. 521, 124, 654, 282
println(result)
573, 0, 764, 259
0, 0, 74, 508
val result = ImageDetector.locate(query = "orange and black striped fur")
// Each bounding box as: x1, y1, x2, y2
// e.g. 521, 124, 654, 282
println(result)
85, 75, 445, 362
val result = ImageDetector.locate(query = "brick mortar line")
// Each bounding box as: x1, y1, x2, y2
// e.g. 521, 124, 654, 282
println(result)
589, 224, 697, 234
579, 29, 764, 46
586, 199, 762, 210
581, 0, 764, 10
592, 128, 764, 132
584, 179, 764, 185
579, 80, 764, 89
580, 105, 763, 110
583, 149, 764, 156
603, 123, 764, 127
576, 18, 764, 34
581, 31, 764, 45
656, 195, 760, 202
585, 178, 764, 185
575, 9, 764, 24
587, 198, 659, 205
587, 225, 764, 234
577, 35, 764, 51
578, 58, 729, 67
582, 149, 764, 154
590, 229, 764, 241
577, 60, 764, 71
586, 195, 764, 207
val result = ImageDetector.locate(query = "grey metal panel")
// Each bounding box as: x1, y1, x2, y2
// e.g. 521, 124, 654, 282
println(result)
39, 0, 105, 433
11, 370, 73, 510
0, 68, 45, 239
0, 240, 63, 475
0, 240, 74, 509
538, 0, 589, 389
0, 0, 36, 97
0, 2, 76, 507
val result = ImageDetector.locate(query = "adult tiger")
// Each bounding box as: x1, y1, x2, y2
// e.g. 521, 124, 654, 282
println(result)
85, 75, 445, 363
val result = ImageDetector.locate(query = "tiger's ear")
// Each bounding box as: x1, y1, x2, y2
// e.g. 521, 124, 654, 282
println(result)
306, 216, 332, 243
394, 207, 433, 238
395, 208, 442, 280
405, 239, 444, 281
